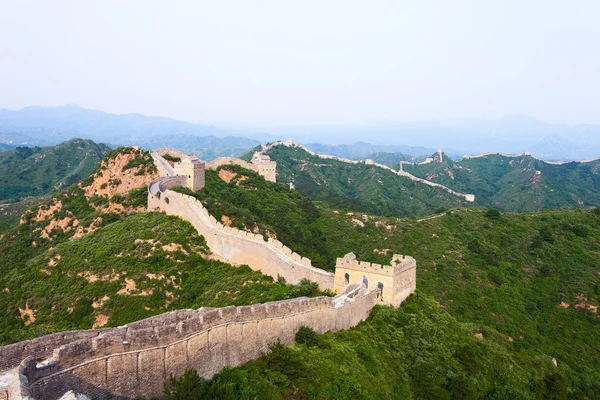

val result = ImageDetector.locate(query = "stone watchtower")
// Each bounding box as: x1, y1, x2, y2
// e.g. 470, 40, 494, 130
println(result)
251, 152, 277, 182
333, 253, 416, 307
173, 156, 206, 191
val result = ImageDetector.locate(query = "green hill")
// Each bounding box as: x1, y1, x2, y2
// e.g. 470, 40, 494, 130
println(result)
264, 145, 473, 217
0, 143, 15, 152
0, 138, 110, 202
166, 206, 600, 398
403, 154, 600, 212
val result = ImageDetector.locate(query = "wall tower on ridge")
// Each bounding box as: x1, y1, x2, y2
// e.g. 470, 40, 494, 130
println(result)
251, 152, 277, 182
173, 156, 205, 191
334, 253, 416, 307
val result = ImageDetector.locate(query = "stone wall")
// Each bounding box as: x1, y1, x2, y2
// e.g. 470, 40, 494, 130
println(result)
265, 140, 475, 202
18, 286, 374, 399
205, 157, 259, 173
148, 177, 335, 290
0, 330, 112, 372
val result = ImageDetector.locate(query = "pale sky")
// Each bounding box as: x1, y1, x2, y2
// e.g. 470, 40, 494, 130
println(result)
1, 0, 599, 125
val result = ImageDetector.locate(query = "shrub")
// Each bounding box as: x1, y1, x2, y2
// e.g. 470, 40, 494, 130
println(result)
295, 326, 321, 347
164, 368, 209, 400
485, 208, 501, 220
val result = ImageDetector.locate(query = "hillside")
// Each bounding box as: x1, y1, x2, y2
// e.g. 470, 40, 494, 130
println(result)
0, 143, 14, 151
0, 138, 110, 203
403, 154, 600, 212
165, 206, 600, 398
264, 145, 473, 217
163, 162, 600, 395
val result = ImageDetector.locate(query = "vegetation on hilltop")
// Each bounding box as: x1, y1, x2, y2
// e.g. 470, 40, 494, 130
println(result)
0, 138, 110, 202
403, 154, 600, 212
173, 164, 334, 269
166, 207, 600, 398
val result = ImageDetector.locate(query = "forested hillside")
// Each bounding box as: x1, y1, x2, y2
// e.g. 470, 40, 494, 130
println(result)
403, 154, 600, 212
165, 167, 600, 397
264, 145, 472, 217
0, 138, 110, 202
0, 143, 14, 151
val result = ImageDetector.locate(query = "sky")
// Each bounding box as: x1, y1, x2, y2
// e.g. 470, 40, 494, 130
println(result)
1, 0, 599, 126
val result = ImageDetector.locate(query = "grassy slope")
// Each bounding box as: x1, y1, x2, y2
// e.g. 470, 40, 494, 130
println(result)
0, 138, 110, 202
404, 155, 600, 212
266, 145, 472, 217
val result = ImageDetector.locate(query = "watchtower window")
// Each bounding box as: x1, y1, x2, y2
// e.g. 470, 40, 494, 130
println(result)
188, 175, 191, 178
344, 273, 350, 284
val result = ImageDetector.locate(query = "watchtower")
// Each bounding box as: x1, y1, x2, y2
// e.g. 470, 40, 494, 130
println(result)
333, 253, 416, 307
173, 156, 205, 191
251, 152, 277, 182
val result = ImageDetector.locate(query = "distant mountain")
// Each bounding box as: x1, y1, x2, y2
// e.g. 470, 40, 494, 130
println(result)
271, 115, 600, 161
303, 142, 460, 160
0, 105, 260, 160
134, 134, 260, 160
266, 145, 473, 217
0, 138, 110, 202
403, 153, 600, 212
0, 143, 14, 151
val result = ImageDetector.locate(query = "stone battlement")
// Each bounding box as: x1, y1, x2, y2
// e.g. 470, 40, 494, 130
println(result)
333, 253, 416, 307
147, 177, 335, 289
334, 252, 416, 277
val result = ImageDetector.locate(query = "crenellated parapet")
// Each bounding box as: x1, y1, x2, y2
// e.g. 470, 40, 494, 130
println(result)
4, 286, 375, 399
205, 156, 277, 182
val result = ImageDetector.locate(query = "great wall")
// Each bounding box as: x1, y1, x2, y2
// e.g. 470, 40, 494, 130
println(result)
0, 148, 417, 400
262, 139, 476, 202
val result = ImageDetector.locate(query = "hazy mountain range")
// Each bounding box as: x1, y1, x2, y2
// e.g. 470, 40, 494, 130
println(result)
0, 105, 259, 159
1, 105, 599, 161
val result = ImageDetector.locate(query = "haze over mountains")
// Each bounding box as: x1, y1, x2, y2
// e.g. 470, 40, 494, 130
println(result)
1, 105, 600, 161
